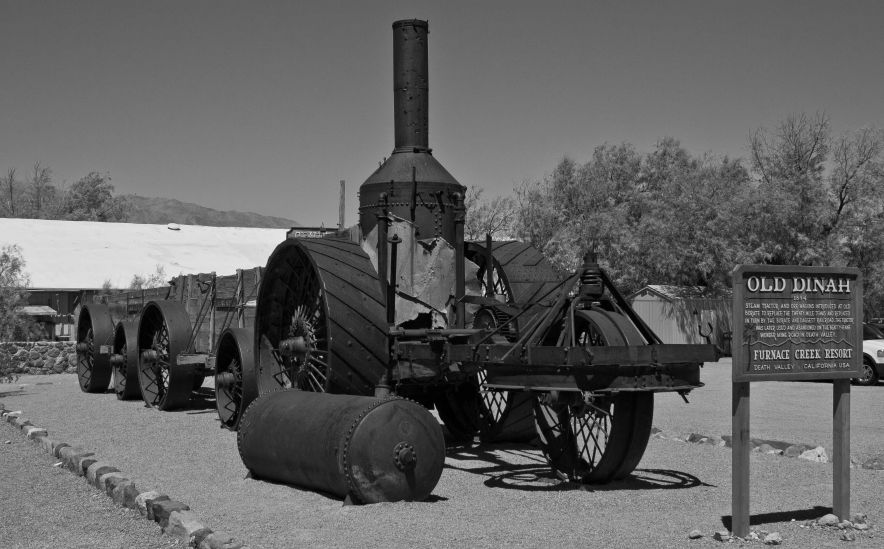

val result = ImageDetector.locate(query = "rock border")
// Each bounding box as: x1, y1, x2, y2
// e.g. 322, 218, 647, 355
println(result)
0, 401, 247, 549
651, 427, 884, 470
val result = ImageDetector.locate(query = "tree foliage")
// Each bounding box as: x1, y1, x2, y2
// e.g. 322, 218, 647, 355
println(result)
512, 138, 750, 295
129, 264, 168, 290
464, 186, 516, 241
0, 165, 129, 222
0, 245, 36, 341
506, 114, 884, 314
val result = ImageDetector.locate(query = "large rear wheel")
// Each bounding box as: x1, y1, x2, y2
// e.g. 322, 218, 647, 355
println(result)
137, 301, 195, 410
255, 238, 388, 397
76, 304, 114, 393
534, 309, 654, 483
111, 320, 141, 400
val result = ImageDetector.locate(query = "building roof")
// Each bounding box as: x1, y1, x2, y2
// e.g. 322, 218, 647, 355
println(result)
0, 218, 288, 290
17, 305, 58, 316
629, 284, 732, 302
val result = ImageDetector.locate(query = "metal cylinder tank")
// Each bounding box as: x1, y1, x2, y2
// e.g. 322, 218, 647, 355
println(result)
237, 390, 445, 504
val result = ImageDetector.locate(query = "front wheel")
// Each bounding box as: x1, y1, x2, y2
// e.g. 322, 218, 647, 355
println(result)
534, 391, 653, 483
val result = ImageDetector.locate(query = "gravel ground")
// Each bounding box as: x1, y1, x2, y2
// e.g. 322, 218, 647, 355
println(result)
655, 359, 884, 462
0, 420, 181, 549
1, 363, 882, 548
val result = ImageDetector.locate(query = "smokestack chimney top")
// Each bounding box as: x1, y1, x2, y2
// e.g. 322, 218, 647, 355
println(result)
392, 19, 429, 31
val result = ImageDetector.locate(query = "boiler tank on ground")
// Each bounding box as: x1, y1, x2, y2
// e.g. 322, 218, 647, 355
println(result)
237, 390, 445, 504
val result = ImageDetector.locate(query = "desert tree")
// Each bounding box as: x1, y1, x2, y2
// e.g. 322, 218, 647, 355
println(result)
0, 168, 23, 217
464, 186, 516, 241
129, 264, 168, 290
62, 171, 129, 222
0, 245, 35, 341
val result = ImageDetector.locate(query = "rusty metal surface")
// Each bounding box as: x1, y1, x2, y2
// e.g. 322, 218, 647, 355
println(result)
359, 19, 464, 242
215, 327, 258, 431
237, 390, 444, 503
465, 241, 563, 307
136, 300, 196, 410
431, 242, 563, 442
393, 19, 429, 153
75, 303, 114, 393
111, 319, 141, 400
255, 238, 388, 396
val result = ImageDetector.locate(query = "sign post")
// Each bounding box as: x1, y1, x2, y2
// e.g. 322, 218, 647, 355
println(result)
731, 265, 861, 537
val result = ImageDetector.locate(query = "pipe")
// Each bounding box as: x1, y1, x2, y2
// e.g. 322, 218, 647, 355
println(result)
393, 19, 429, 153
454, 192, 465, 328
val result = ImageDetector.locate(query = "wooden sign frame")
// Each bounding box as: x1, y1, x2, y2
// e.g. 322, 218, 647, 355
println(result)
732, 265, 862, 382
731, 264, 860, 538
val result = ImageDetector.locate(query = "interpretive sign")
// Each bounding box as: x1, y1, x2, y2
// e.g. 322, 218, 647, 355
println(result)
731, 264, 860, 537
732, 265, 862, 382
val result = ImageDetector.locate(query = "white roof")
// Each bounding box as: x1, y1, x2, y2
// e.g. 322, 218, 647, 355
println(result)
1, 218, 288, 290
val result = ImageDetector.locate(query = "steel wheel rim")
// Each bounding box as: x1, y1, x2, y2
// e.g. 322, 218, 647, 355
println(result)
534, 311, 622, 481
114, 342, 128, 394
217, 357, 243, 426
572, 397, 613, 468
78, 327, 94, 390
477, 370, 508, 424
534, 394, 615, 480
263, 249, 331, 393
472, 309, 508, 424
142, 318, 171, 406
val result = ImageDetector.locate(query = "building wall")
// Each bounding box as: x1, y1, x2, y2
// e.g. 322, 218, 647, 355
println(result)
630, 293, 733, 352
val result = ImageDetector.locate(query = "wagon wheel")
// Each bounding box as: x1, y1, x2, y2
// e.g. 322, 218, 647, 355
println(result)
534, 309, 654, 483
76, 303, 114, 393
215, 327, 258, 430
255, 238, 388, 397
433, 242, 561, 443
137, 301, 195, 410
111, 320, 141, 400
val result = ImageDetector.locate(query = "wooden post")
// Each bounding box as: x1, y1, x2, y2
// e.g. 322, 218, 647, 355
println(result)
339, 180, 345, 231
236, 269, 245, 329
208, 273, 216, 351
833, 379, 851, 519
732, 381, 751, 537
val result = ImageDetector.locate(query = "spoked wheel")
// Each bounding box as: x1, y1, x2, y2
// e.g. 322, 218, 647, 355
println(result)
255, 238, 388, 396
137, 301, 195, 410
534, 309, 654, 483
76, 304, 114, 393
111, 320, 141, 400
215, 327, 258, 430
433, 242, 561, 443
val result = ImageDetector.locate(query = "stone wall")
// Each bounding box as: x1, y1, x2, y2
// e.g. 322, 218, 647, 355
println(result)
0, 341, 77, 378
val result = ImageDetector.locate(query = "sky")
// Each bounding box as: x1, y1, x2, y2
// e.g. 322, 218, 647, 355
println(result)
2, 1, 882, 227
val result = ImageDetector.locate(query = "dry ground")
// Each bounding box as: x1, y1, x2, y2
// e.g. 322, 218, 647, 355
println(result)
1, 360, 882, 548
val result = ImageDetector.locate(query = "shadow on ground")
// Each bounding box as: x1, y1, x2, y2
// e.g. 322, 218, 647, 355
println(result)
721, 506, 832, 528
445, 442, 714, 493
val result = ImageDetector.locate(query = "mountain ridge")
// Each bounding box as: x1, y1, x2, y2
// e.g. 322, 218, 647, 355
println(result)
121, 194, 298, 228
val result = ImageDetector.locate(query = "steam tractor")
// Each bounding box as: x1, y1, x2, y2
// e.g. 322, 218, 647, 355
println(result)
234, 18, 719, 500
76, 19, 719, 504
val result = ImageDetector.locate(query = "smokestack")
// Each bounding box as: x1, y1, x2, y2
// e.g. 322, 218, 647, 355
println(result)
359, 19, 464, 242
393, 20, 429, 153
